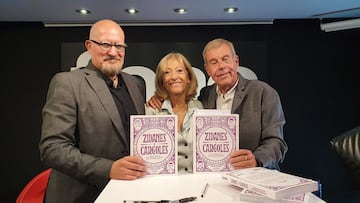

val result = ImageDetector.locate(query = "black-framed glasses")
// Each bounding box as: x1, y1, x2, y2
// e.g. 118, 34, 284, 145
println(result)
90, 40, 127, 51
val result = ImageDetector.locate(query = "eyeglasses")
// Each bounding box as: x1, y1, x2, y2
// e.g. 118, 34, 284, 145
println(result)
90, 40, 127, 52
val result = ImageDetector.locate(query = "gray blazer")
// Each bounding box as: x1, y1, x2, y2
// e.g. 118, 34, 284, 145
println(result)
198, 73, 287, 170
39, 62, 145, 203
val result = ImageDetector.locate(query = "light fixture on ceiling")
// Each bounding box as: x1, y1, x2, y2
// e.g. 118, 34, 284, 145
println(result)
125, 8, 139, 15
76, 9, 91, 15
43, 21, 274, 27
320, 18, 360, 32
174, 8, 188, 14
224, 7, 238, 13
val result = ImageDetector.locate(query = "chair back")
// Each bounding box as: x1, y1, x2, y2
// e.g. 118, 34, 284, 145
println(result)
16, 168, 51, 203
330, 126, 360, 190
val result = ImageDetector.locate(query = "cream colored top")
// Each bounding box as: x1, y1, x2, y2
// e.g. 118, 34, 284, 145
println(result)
145, 99, 203, 173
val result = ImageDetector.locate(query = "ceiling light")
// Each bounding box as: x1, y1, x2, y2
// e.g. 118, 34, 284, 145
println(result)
125, 8, 139, 14
76, 9, 91, 15
224, 7, 238, 13
43, 21, 274, 27
320, 18, 360, 32
174, 8, 188, 14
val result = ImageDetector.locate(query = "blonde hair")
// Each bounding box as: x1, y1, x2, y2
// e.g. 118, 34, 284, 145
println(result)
202, 38, 236, 65
154, 52, 198, 101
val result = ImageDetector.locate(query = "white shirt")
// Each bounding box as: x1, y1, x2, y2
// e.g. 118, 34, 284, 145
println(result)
216, 79, 239, 111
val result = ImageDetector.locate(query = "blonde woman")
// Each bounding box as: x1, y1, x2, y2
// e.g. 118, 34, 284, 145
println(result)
145, 52, 202, 173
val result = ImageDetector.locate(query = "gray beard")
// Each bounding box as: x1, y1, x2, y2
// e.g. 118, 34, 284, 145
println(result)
101, 63, 122, 77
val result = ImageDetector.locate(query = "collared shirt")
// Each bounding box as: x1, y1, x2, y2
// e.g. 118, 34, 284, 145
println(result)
104, 74, 137, 145
145, 99, 203, 173
216, 79, 239, 111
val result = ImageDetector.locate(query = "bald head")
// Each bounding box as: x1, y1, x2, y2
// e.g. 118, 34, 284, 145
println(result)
89, 19, 124, 40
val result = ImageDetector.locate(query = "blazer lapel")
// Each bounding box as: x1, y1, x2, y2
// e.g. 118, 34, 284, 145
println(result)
83, 65, 128, 147
121, 73, 145, 114
232, 73, 247, 113
206, 86, 217, 109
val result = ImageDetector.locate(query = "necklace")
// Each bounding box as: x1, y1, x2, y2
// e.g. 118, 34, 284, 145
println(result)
174, 107, 187, 116
174, 112, 186, 116
173, 103, 188, 117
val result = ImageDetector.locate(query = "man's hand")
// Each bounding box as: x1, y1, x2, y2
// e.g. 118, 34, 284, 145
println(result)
110, 156, 147, 180
229, 149, 257, 169
146, 95, 163, 110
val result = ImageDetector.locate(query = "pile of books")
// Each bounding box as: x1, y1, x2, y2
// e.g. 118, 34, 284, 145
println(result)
222, 167, 326, 203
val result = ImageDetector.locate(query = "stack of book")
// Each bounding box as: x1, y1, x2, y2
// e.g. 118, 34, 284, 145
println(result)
222, 167, 326, 203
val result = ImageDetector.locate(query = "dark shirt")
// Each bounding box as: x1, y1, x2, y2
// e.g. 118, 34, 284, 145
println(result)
104, 74, 137, 145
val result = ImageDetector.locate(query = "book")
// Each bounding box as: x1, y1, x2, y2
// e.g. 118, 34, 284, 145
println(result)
192, 109, 231, 115
222, 167, 319, 200
193, 111, 239, 173
130, 115, 178, 175
238, 187, 326, 203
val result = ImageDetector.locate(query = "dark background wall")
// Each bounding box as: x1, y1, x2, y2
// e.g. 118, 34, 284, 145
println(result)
1, 19, 359, 202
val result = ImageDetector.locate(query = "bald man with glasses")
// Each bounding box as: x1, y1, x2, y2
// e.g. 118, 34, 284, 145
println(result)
39, 19, 147, 203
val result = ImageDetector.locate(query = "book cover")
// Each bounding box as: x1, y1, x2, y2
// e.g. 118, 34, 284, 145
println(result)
130, 115, 178, 175
222, 167, 319, 200
193, 113, 239, 173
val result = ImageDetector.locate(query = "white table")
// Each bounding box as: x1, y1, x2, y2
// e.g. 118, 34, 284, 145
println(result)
95, 173, 246, 203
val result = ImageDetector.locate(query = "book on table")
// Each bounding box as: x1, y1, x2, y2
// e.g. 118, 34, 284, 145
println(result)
238, 187, 326, 203
192, 109, 239, 173
222, 167, 319, 200
130, 115, 178, 175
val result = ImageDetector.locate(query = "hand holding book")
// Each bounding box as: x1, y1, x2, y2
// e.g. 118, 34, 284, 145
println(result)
229, 149, 257, 169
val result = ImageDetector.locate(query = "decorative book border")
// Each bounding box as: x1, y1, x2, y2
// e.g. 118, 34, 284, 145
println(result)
222, 167, 319, 200
193, 114, 239, 173
130, 115, 178, 175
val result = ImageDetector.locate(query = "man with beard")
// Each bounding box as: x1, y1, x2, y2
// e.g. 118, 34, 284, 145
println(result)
39, 19, 147, 203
